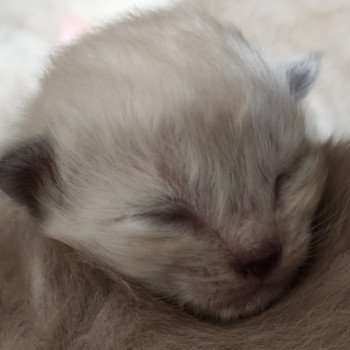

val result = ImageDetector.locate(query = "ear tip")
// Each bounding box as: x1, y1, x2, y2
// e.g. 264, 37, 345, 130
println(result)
0, 138, 57, 218
307, 51, 322, 71
293, 51, 323, 71
286, 51, 322, 99
308, 51, 323, 60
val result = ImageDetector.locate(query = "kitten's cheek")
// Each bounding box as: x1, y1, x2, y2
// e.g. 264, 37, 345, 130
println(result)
172, 273, 289, 320
276, 219, 312, 271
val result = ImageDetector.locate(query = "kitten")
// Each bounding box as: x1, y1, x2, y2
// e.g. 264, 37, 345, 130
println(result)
0, 6, 325, 324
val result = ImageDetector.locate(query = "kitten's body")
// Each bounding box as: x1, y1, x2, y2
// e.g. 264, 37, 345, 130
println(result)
0, 6, 349, 349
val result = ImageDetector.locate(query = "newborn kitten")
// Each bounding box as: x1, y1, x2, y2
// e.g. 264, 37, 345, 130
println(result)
0, 8, 325, 320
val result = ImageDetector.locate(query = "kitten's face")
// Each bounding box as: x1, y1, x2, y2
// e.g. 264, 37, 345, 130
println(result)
0, 10, 325, 320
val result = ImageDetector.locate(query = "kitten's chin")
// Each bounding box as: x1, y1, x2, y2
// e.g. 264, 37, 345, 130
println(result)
181, 283, 287, 321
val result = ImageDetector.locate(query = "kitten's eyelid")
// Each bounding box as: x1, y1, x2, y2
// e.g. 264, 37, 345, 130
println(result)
142, 207, 191, 221
275, 168, 295, 195
274, 153, 307, 199
135, 201, 195, 224
136, 200, 208, 230
274, 173, 285, 200
278, 153, 306, 179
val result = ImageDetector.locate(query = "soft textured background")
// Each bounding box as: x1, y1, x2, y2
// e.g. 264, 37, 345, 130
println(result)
1, 0, 349, 146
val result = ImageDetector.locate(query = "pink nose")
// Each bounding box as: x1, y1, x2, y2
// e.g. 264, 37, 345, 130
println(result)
236, 242, 282, 280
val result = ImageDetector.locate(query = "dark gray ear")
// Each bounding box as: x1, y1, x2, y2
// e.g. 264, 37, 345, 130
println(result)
286, 52, 321, 99
0, 138, 57, 218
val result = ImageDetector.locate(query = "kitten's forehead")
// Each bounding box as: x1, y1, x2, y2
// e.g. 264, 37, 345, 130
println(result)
12, 8, 315, 220
20, 10, 289, 144
154, 82, 305, 162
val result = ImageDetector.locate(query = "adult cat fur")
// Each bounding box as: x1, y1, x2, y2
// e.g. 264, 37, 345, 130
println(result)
0, 143, 349, 349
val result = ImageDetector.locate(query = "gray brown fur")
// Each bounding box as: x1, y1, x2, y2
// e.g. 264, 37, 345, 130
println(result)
0, 144, 349, 349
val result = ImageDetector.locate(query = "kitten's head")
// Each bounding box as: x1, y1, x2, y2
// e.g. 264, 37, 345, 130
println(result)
0, 10, 326, 320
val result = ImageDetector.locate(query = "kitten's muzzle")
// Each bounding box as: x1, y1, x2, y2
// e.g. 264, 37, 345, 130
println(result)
234, 241, 282, 280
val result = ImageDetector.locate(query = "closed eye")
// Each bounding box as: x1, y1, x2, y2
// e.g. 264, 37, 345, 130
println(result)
274, 154, 306, 200
138, 203, 204, 229
274, 173, 287, 200
145, 207, 195, 224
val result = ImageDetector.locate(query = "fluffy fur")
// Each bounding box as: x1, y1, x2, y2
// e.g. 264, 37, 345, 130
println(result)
0, 6, 349, 349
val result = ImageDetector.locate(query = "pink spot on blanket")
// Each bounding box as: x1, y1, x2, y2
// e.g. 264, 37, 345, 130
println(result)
58, 15, 89, 45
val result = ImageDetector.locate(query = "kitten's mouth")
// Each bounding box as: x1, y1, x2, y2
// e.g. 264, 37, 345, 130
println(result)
180, 280, 288, 321
233, 285, 286, 318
